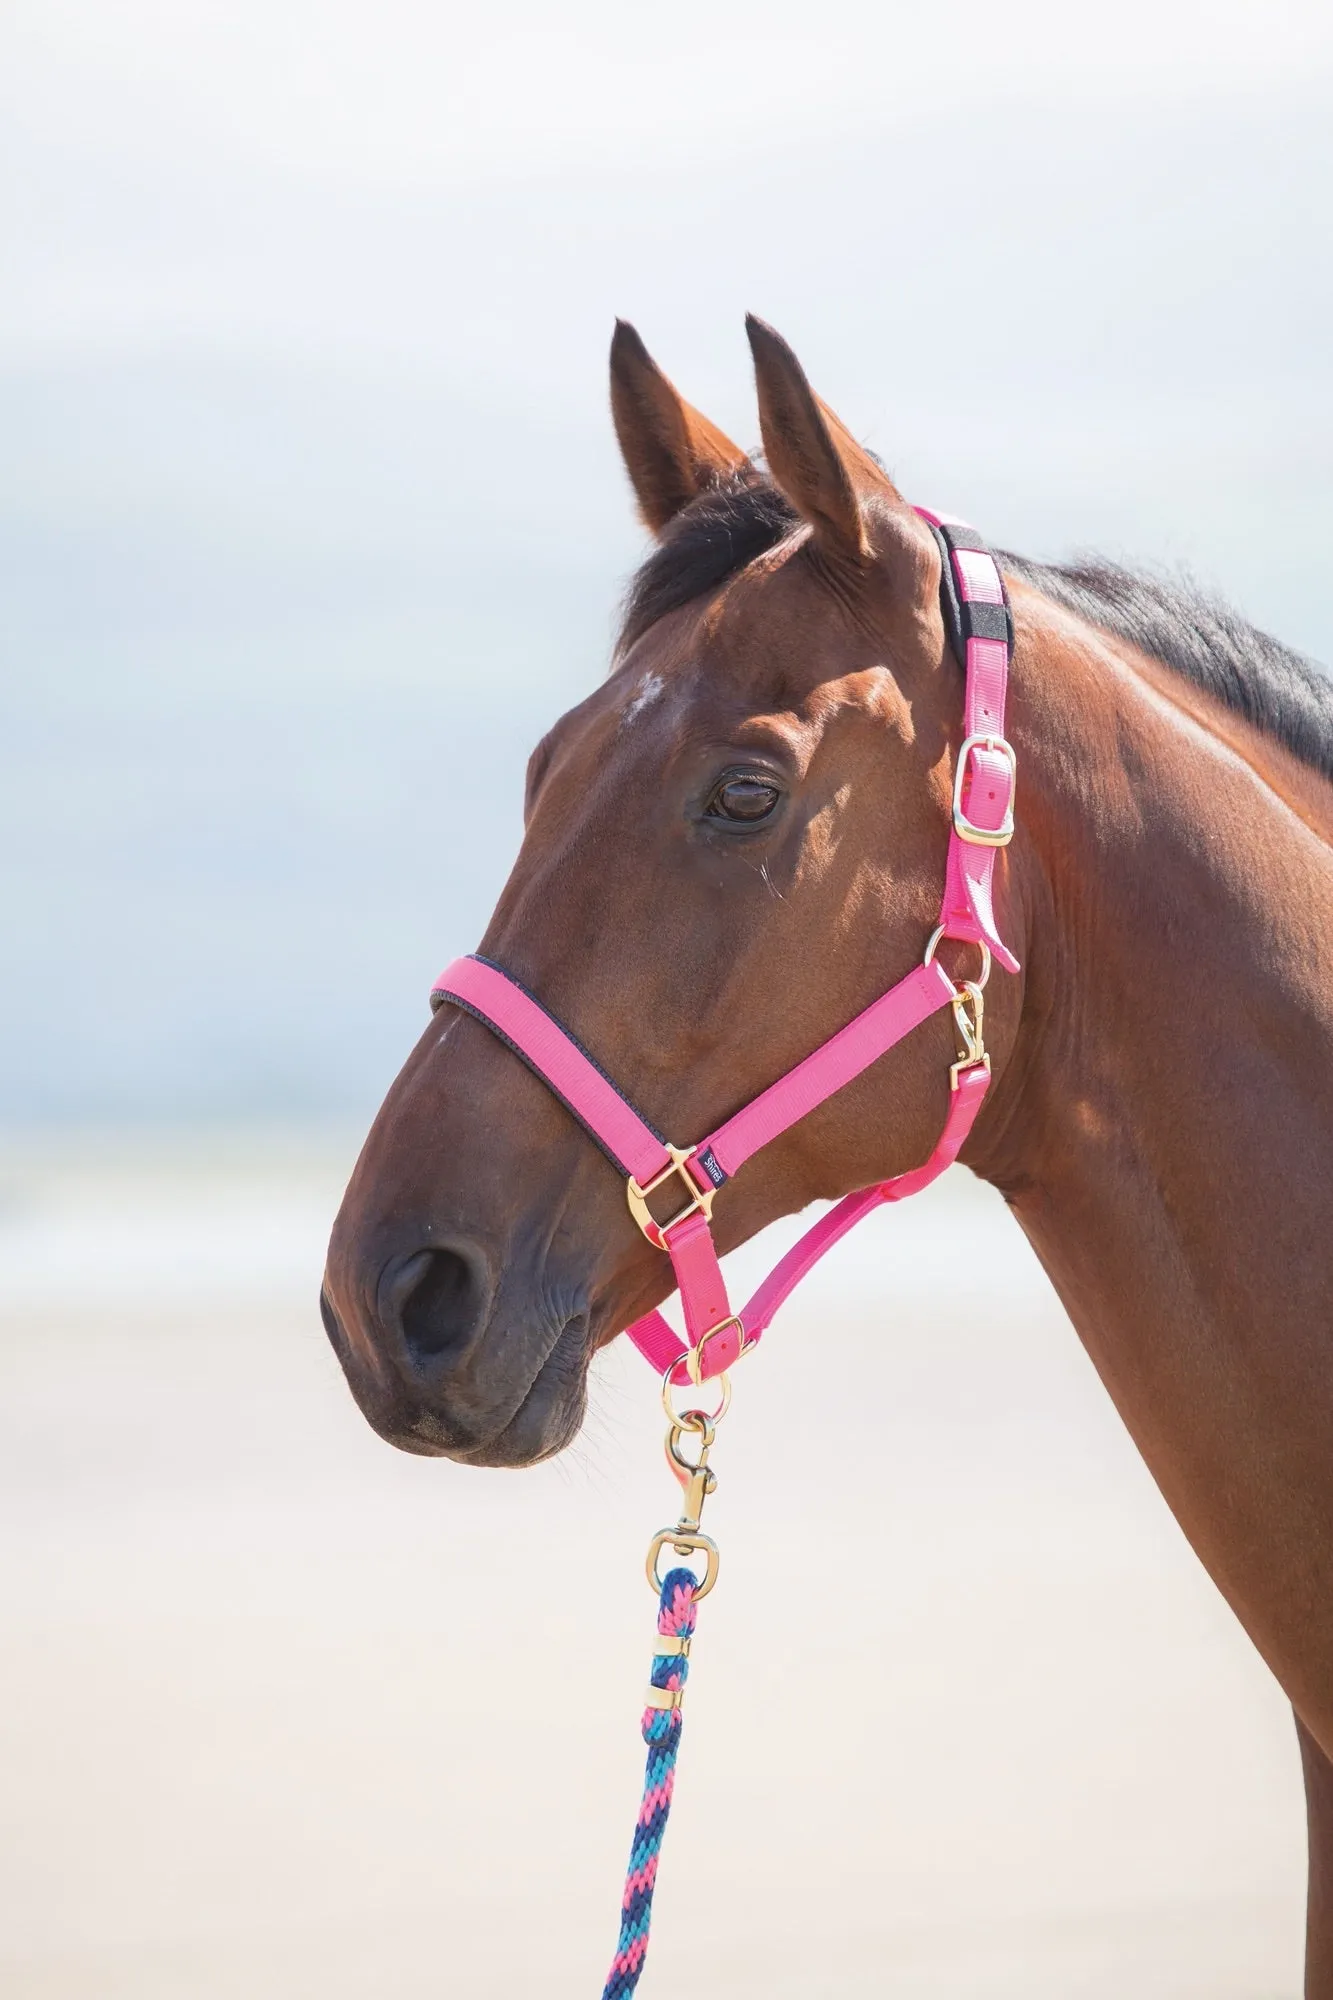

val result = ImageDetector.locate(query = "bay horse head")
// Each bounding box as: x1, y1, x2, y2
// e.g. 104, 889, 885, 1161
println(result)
321, 319, 1024, 1465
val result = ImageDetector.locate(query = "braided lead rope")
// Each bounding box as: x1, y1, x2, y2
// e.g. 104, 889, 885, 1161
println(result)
600, 1567, 700, 1999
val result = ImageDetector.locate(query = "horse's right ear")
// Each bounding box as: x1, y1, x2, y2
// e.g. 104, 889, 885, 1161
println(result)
610, 321, 753, 536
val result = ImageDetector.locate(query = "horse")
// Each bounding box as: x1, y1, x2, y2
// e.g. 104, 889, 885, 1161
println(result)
321, 315, 1333, 1992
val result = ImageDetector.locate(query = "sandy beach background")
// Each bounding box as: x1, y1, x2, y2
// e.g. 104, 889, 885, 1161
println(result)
0, 1134, 1307, 1998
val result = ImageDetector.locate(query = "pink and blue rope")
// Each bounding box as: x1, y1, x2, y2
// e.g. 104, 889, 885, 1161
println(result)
600, 1567, 699, 1998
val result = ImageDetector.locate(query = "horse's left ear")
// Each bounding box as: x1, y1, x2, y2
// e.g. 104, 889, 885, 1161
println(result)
746, 314, 901, 563
610, 320, 754, 536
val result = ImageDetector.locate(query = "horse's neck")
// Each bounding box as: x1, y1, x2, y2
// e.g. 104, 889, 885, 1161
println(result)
974, 602, 1333, 1726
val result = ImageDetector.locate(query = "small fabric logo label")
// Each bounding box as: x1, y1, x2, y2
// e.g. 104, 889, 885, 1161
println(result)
696, 1147, 727, 1188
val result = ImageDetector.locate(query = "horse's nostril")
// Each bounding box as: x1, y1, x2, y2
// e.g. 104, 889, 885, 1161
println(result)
386, 1245, 488, 1368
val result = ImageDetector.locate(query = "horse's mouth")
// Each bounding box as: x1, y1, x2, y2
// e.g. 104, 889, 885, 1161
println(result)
321, 1286, 590, 1468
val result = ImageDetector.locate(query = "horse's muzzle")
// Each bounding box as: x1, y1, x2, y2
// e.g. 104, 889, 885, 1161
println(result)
319, 1234, 590, 1466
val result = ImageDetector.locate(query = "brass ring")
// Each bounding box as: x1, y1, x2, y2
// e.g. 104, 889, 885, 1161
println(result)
923, 925, 992, 990
661, 1361, 732, 1428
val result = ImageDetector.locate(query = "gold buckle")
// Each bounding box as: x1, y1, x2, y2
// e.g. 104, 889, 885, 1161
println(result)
627, 1144, 715, 1247
662, 1365, 731, 1430
685, 1316, 748, 1385
952, 733, 1016, 847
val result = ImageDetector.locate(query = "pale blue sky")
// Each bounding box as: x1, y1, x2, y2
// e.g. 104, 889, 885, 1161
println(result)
3, 1, 1331, 1122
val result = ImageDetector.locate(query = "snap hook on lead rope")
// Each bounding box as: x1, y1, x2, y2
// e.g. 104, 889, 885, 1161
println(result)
601, 1373, 732, 1998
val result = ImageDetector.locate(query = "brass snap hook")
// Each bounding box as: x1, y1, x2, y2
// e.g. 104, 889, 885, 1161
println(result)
948, 979, 991, 1089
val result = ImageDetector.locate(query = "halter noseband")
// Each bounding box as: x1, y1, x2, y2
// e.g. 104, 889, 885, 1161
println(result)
429, 510, 1018, 1387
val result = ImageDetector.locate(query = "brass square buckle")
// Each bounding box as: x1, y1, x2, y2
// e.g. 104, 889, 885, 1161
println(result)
627, 1144, 715, 1248
952, 733, 1017, 847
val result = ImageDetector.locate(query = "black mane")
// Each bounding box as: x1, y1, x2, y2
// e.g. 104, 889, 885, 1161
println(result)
995, 553, 1333, 782
620, 477, 801, 651
620, 477, 1333, 782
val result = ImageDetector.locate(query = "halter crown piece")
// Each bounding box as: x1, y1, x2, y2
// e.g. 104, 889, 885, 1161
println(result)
429, 510, 1018, 1996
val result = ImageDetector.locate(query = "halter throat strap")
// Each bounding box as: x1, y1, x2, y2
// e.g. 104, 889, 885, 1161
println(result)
429, 513, 1017, 1385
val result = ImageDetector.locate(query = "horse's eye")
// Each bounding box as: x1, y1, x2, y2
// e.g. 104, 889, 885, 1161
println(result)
706, 775, 781, 824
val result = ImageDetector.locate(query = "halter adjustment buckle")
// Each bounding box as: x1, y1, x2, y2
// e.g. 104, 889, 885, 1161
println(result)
685, 1315, 751, 1384
953, 733, 1017, 847
627, 1144, 716, 1248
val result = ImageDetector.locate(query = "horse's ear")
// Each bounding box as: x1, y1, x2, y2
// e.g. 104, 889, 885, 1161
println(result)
610, 320, 753, 536
746, 314, 900, 563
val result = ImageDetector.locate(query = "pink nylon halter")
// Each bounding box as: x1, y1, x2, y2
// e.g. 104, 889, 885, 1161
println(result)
430, 511, 1018, 1387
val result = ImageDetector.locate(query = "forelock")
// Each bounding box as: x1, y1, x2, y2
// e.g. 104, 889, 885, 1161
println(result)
617, 476, 801, 655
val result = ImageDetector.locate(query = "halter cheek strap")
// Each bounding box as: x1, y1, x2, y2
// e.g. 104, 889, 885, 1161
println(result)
429, 515, 1017, 1387
918, 511, 1020, 975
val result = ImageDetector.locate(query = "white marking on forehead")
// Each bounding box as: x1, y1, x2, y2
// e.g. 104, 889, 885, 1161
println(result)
622, 671, 665, 725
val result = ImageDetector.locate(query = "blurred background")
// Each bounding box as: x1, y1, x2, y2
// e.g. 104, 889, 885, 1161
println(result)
2, 3, 1330, 1993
